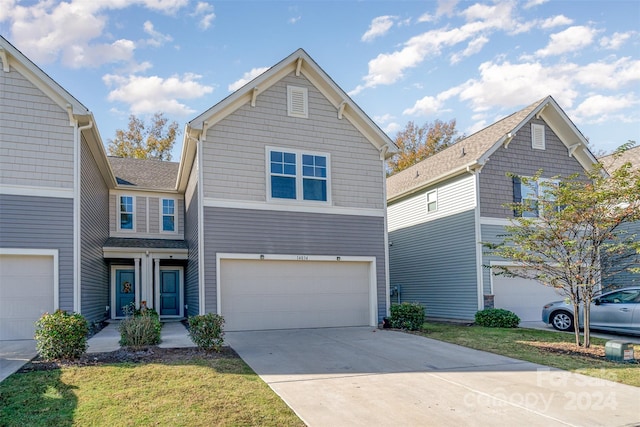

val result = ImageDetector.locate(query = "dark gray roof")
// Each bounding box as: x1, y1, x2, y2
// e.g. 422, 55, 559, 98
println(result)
108, 157, 179, 190
386, 97, 547, 200
103, 237, 188, 250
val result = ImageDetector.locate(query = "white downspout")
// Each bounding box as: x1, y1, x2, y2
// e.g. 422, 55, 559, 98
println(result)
197, 135, 206, 315
75, 120, 93, 313
469, 167, 485, 311
381, 152, 391, 323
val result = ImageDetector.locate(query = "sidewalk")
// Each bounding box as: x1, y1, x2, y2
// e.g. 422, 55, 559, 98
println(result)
87, 321, 194, 353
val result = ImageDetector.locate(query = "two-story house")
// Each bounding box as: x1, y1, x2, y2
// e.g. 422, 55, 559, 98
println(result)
0, 37, 397, 339
386, 96, 601, 322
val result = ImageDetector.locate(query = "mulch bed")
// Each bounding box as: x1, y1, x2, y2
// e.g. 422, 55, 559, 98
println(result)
17, 346, 239, 373
526, 341, 639, 364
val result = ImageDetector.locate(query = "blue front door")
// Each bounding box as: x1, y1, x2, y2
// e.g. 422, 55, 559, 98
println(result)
115, 269, 135, 317
160, 270, 180, 316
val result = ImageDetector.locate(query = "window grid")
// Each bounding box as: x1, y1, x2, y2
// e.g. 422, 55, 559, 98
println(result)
162, 199, 175, 232
120, 196, 134, 230
268, 148, 329, 203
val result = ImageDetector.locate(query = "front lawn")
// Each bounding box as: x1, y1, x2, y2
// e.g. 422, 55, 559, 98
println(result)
0, 351, 304, 427
417, 322, 640, 387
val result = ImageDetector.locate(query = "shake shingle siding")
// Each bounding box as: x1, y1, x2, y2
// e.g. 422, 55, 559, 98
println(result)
202, 207, 387, 321
0, 62, 74, 189
80, 137, 110, 323
0, 194, 74, 310
389, 209, 477, 320
479, 118, 586, 218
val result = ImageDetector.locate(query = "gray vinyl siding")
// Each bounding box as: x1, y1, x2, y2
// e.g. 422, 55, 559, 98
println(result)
0, 194, 74, 310
148, 197, 159, 232
201, 73, 384, 210
202, 207, 387, 321
0, 61, 74, 189
184, 163, 199, 317
137, 196, 147, 233
602, 221, 640, 288
80, 136, 110, 324
109, 192, 184, 238
480, 117, 587, 218
389, 209, 478, 320
481, 224, 511, 295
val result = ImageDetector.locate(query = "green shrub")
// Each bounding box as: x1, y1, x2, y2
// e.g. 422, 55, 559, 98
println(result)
35, 309, 89, 360
475, 308, 520, 328
389, 302, 425, 331
119, 309, 162, 349
188, 313, 225, 352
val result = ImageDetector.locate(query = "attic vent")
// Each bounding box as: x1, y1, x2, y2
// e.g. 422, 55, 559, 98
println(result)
287, 85, 308, 118
531, 123, 545, 150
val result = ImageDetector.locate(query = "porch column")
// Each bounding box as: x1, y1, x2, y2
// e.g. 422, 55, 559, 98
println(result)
154, 258, 160, 311
134, 258, 141, 309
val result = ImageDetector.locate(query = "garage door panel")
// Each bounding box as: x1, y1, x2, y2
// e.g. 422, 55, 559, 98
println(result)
1, 255, 55, 340
493, 274, 562, 322
220, 259, 372, 331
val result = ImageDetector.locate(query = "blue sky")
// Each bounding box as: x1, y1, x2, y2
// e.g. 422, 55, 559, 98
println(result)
1, 0, 639, 160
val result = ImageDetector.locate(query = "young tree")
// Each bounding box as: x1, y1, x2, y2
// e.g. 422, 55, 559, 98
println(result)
484, 148, 640, 348
108, 112, 180, 161
387, 119, 462, 175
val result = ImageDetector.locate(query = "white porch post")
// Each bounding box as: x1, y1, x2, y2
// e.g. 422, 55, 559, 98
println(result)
154, 258, 160, 312
134, 258, 141, 308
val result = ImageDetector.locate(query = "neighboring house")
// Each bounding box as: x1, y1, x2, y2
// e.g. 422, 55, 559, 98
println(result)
599, 145, 640, 288
0, 37, 397, 339
386, 96, 601, 322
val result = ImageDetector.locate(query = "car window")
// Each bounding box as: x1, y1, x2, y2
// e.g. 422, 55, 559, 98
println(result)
600, 290, 640, 304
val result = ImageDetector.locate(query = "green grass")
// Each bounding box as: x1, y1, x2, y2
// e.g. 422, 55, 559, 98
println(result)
0, 357, 304, 427
418, 322, 640, 387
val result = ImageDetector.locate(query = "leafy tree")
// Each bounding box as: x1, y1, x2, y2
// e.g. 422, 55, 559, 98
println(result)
484, 145, 640, 348
108, 112, 180, 161
387, 119, 462, 175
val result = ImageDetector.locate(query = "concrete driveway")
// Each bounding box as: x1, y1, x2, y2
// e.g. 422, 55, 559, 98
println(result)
225, 327, 640, 427
0, 340, 37, 383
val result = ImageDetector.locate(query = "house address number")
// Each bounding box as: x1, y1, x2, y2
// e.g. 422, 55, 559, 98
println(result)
297, 255, 309, 261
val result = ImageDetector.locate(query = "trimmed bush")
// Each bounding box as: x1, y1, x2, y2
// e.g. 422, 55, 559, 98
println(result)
389, 302, 425, 331
35, 309, 89, 360
119, 308, 162, 349
188, 313, 225, 352
475, 308, 520, 328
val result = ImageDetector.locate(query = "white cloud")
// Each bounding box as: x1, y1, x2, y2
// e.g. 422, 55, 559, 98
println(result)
571, 94, 639, 124
535, 25, 597, 57
192, 2, 215, 30
361, 15, 396, 42
142, 21, 173, 47
384, 122, 401, 135
403, 87, 460, 116
573, 57, 640, 90
450, 35, 488, 64
289, 16, 301, 24
540, 15, 573, 29
524, 0, 548, 9
436, 0, 458, 18
600, 31, 634, 50
103, 72, 214, 115
417, 12, 433, 23
228, 67, 270, 92
2, 0, 189, 66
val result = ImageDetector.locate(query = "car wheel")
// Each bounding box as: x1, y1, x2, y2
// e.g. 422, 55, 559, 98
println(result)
550, 311, 574, 331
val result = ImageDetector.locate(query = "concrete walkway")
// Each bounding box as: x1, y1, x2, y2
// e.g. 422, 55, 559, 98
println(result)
0, 340, 37, 383
225, 327, 640, 427
87, 321, 194, 353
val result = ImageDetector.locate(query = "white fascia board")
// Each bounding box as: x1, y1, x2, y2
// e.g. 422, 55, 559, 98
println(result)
203, 197, 385, 217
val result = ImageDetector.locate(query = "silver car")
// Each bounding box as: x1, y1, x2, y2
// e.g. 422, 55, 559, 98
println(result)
541, 287, 640, 335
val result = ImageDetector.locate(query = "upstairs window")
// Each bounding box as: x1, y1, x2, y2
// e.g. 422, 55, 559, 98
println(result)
531, 123, 545, 150
426, 190, 438, 212
513, 177, 559, 217
268, 148, 329, 203
119, 196, 134, 230
162, 199, 176, 232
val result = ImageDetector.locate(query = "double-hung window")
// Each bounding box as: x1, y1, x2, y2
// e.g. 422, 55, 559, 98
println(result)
119, 196, 134, 230
268, 148, 329, 203
513, 177, 559, 217
162, 199, 176, 232
426, 190, 438, 213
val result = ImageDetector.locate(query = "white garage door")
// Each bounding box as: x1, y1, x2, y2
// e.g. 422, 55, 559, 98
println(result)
220, 259, 373, 331
493, 275, 562, 322
0, 255, 55, 340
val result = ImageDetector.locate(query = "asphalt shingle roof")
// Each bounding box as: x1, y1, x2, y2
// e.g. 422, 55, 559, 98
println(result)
386, 97, 547, 200
108, 157, 179, 190
599, 145, 640, 173
103, 237, 188, 250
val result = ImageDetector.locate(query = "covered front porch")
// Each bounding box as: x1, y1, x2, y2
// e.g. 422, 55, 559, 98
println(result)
103, 238, 188, 320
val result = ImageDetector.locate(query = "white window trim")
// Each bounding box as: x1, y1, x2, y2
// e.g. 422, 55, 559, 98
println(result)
117, 194, 136, 232
287, 85, 308, 118
159, 198, 178, 234
531, 123, 546, 150
266, 146, 331, 205
518, 176, 559, 218
426, 189, 438, 213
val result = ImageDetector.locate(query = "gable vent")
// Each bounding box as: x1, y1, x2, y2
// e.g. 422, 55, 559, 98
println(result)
287, 85, 308, 118
531, 123, 545, 150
